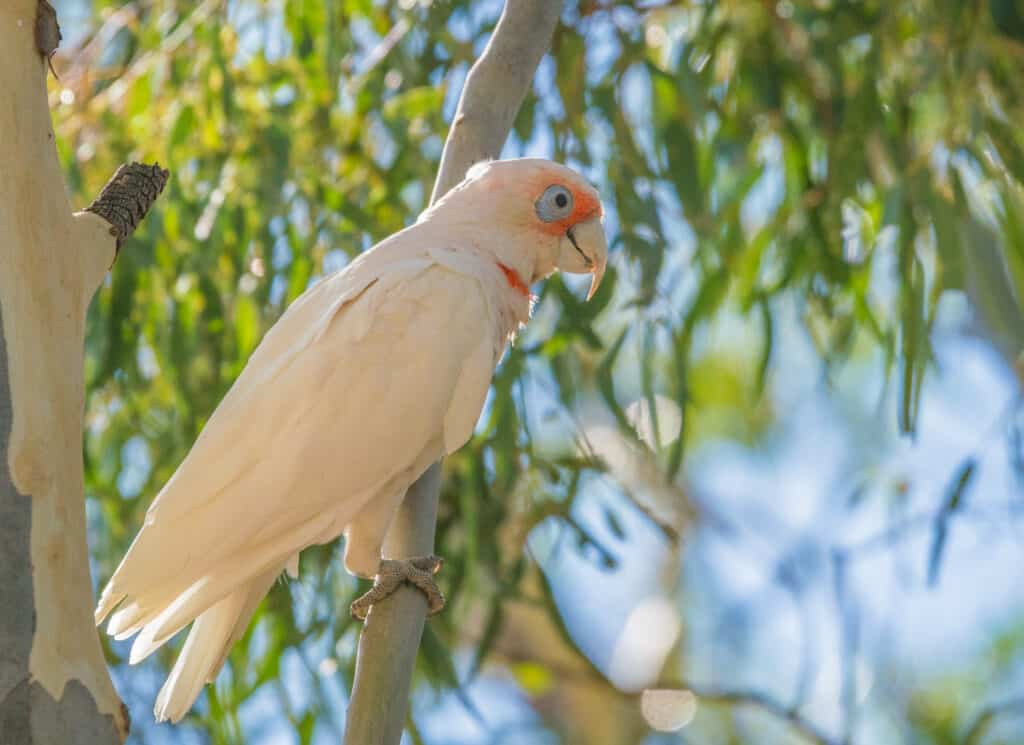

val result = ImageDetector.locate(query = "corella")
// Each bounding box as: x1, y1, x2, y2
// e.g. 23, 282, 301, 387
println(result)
95, 158, 608, 722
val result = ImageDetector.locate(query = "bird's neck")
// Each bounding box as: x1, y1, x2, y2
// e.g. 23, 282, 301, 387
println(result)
496, 263, 532, 298
419, 220, 539, 292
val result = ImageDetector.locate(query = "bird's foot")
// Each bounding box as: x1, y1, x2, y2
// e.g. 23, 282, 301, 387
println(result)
350, 555, 445, 622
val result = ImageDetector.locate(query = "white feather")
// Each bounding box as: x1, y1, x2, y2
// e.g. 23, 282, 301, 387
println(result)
153, 567, 280, 723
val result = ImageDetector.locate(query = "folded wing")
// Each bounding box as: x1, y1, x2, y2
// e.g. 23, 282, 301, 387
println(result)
95, 245, 499, 706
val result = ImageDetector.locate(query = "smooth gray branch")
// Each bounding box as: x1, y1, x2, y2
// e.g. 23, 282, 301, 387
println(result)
342, 4, 562, 744
430, 0, 562, 202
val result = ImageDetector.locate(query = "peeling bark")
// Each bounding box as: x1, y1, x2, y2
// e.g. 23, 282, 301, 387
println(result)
0, 2, 165, 742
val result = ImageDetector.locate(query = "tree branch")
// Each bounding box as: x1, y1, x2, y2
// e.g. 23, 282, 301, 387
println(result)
652, 680, 841, 745
429, 2, 561, 202
342, 2, 562, 743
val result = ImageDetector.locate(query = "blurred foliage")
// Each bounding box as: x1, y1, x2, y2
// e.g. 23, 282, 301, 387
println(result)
49, 0, 1024, 742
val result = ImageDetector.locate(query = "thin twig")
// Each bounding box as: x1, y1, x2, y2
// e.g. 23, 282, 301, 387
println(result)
53, 2, 141, 88
342, 19, 411, 94
89, 0, 222, 109
674, 683, 842, 745
648, 672, 842, 745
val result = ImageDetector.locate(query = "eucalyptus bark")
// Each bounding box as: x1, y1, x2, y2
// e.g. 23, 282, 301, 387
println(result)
342, 2, 563, 743
0, 3, 166, 743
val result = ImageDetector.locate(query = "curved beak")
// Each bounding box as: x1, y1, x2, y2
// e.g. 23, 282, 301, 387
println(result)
560, 216, 608, 301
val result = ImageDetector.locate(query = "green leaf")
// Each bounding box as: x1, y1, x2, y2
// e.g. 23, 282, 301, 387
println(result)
420, 625, 486, 725
603, 506, 626, 540
382, 86, 444, 121
754, 298, 773, 398
997, 188, 1024, 311
649, 65, 703, 217
683, 269, 729, 340
233, 294, 260, 363
927, 458, 977, 587
468, 598, 504, 681
987, 115, 1024, 183
596, 328, 632, 434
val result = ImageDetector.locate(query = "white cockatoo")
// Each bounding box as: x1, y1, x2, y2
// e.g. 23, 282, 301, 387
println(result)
95, 158, 607, 722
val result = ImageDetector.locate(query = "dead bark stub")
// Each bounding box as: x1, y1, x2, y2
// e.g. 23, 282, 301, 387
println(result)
85, 163, 169, 254
34, 0, 60, 77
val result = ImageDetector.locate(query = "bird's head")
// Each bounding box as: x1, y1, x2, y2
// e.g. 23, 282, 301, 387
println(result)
426, 158, 608, 300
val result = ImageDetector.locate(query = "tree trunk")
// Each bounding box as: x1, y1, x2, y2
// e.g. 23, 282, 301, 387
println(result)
342, 2, 563, 743
0, 3, 166, 743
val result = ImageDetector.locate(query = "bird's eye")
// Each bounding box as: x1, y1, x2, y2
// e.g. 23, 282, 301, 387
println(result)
535, 185, 574, 223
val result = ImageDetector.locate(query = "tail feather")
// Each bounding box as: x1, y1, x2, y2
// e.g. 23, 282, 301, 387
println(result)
93, 483, 373, 722
95, 586, 125, 626
96, 467, 290, 629
108, 597, 177, 642
153, 567, 280, 723
126, 517, 327, 666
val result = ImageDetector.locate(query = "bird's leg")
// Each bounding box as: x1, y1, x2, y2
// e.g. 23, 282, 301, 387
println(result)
350, 555, 445, 622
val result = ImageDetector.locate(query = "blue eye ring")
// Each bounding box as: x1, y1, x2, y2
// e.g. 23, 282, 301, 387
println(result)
535, 184, 574, 222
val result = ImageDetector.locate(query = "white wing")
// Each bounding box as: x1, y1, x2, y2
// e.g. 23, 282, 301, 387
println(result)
96, 236, 499, 664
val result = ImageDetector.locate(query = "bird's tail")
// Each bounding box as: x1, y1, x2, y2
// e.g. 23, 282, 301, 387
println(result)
153, 567, 280, 723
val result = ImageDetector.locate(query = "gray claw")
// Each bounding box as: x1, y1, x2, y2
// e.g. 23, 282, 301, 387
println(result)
350, 555, 446, 622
